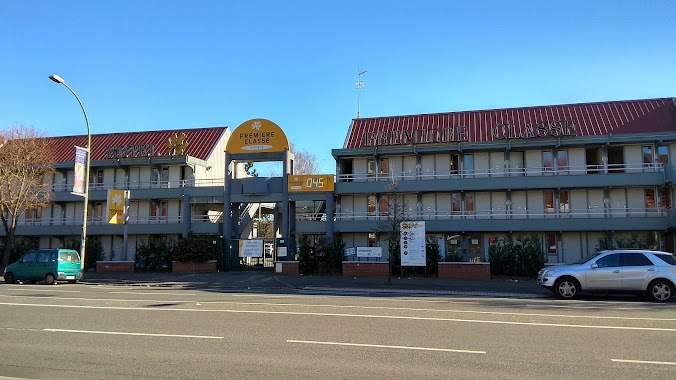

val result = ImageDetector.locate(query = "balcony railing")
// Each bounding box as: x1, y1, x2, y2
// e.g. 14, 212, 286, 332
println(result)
334, 207, 669, 221
52, 178, 226, 192
337, 163, 665, 182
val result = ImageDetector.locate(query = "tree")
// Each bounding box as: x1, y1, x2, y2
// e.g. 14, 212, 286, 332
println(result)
244, 162, 258, 177
292, 144, 319, 175
0, 125, 55, 270
377, 178, 411, 284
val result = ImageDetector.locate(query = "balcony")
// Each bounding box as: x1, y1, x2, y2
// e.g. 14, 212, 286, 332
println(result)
335, 163, 666, 193
333, 207, 670, 233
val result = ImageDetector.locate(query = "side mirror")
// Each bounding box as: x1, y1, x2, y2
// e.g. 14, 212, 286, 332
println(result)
590, 264, 599, 269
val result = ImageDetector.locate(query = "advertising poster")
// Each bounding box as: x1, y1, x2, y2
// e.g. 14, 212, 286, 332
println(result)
356, 247, 382, 258
72, 146, 88, 196
106, 189, 126, 224
400, 221, 426, 267
239, 239, 264, 257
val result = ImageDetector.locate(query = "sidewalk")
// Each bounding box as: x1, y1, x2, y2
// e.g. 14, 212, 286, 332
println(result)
68, 271, 551, 298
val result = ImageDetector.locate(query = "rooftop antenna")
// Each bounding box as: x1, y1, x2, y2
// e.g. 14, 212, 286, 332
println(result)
356, 69, 367, 118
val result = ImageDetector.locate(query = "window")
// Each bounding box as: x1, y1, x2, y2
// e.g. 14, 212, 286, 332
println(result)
559, 191, 570, 213
463, 154, 474, 175
596, 254, 620, 268
661, 188, 672, 210
21, 252, 37, 263
657, 146, 669, 166
465, 193, 475, 214
450, 154, 460, 174
542, 150, 553, 172
379, 195, 389, 215
379, 158, 388, 177
368, 232, 377, 247
161, 167, 169, 183
643, 145, 654, 167
89, 169, 104, 188
557, 150, 568, 173
545, 191, 555, 213
451, 193, 462, 214
26, 207, 42, 222
645, 189, 656, 210
607, 146, 625, 173
367, 195, 376, 215
367, 159, 376, 177
546, 233, 557, 254
621, 253, 654, 267
59, 251, 80, 262
37, 251, 50, 263
654, 254, 676, 265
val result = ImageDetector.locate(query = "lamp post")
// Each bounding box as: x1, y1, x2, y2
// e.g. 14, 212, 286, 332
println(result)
49, 74, 91, 272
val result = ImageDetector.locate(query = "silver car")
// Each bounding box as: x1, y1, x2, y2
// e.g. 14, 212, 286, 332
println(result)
538, 249, 676, 302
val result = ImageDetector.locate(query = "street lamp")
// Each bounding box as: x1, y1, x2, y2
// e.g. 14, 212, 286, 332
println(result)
49, 74, 91, 272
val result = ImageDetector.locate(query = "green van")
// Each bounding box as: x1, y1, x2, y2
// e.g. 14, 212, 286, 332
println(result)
3, 249, 83, 285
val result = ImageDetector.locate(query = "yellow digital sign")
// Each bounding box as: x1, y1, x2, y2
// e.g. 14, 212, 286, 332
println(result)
288, 175, 335, 192
226, 118, 290, 154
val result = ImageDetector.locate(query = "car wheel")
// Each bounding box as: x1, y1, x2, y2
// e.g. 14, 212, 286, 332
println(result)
647, 279, 674, 302
44, 273, 56, 285
4, 272, 15, 284
554, 277, 580, 299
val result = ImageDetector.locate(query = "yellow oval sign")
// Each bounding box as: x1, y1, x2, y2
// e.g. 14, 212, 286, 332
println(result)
226, 119, 290, 154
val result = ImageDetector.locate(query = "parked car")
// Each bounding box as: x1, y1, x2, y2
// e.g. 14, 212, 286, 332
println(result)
538, 249, 676, 302
3, 249, 83, 285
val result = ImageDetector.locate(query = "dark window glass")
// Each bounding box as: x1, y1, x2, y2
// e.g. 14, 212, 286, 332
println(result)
654, 254, 676, 265
621, 253, 654, 267
596, 253, 620, 268
37, 252, 50, 263
21, 252, 37, 263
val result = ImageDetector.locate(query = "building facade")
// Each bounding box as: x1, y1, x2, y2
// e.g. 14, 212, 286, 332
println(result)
4, 127, 240, 261
332, 98, 676, 263
5, 97, 676, 267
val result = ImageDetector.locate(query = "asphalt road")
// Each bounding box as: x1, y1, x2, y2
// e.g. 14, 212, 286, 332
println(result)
0, 283, 675, 380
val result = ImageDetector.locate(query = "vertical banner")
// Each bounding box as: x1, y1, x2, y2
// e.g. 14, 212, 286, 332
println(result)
106, 189, 126, 224
400, 221, 426, 267
72, 146, 88, 196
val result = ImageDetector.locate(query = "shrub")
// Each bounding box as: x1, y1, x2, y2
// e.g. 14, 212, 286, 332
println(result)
317, 237, 345, 275
298, 235, 318, 275
134, 239, 174, 272
489, 235, 544, 279
425, 238, 441, 276
172, 234, 219, 263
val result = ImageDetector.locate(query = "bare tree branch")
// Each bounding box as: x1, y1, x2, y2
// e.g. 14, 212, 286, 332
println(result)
0, 125, 55, 270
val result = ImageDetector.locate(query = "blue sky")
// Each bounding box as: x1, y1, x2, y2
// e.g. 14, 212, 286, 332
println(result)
1, 0, 675, 175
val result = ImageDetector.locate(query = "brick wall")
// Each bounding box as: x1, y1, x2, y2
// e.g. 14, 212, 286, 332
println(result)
342, 262, 389, 278
171, 260, 217, 274
96, 261, 135, 273
275, 261, 299, 275
438, 262, 491, 280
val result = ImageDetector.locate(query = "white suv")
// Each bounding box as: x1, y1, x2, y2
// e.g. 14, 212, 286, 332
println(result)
538, 250, 676, 302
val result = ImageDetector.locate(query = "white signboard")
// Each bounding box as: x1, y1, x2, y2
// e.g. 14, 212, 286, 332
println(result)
239, 240, 263, 257
357, 247, 382, 258
400, 221, 426, 267
277, 247, 288, 257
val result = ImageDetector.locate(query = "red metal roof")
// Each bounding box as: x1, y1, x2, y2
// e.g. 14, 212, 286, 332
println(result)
344, 98, 676, 149
48, 127, 228, 163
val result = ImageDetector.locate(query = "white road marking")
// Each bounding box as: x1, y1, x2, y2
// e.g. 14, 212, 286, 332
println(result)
43, 328, 223, 339
611, 359, 676, 366
286, 339, 485, 354
2, 288, 80, 293
2, 294, 674, 322
2, 302, 676, 332
231, 294, 308, 298
108, 291, 197, 295
369, 298, 466, 304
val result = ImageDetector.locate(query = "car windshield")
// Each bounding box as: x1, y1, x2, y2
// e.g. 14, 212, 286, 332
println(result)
654, 254, 676, 265
571, 252, 603, 264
